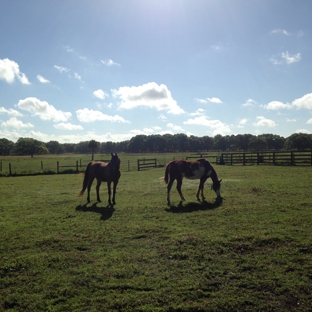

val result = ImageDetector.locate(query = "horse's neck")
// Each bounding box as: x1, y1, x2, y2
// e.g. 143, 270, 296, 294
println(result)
209, 167, 218, 183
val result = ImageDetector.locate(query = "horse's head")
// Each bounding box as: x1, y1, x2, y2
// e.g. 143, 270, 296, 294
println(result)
212, 179, 222, 198
110, 153, 120, 171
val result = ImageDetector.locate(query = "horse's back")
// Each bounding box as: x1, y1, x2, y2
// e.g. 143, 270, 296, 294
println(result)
167, 159, 213, 180
90, 161, 120, 182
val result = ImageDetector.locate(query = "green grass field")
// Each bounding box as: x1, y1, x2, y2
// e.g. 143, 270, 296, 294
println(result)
1, 157, 312, 311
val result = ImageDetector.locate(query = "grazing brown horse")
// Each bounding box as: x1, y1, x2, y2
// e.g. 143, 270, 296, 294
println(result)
78, 153, 121, 205
164, 158, 222, 205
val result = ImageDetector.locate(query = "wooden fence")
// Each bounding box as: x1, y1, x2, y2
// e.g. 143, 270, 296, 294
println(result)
1, 151, 311, 176
57, 160, 80, 173
186, 155, 218, 163
137, 158, 157, 171
218, 151, 312, 166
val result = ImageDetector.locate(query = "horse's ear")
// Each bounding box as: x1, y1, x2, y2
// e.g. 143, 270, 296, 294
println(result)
219, 179, 222, 183
111, 153, 113, 157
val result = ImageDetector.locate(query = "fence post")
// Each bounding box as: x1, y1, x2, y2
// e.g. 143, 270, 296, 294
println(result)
76, 161, 78, 172
273, 152, 275, 165
0, 161, 2, 172
137, 159, 140, 171
291, 151, 294, 166
243, 153, 246, 165
9, 163, 12, 176
57, 161, 59, 173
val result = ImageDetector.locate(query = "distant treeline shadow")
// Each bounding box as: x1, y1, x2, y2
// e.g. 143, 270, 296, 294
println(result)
166, 198, 223, 213
75, 203, 115, 220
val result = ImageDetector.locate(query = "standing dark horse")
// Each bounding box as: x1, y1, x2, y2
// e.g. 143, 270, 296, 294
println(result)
164, 158, 222, 205
78, 153, 121, 205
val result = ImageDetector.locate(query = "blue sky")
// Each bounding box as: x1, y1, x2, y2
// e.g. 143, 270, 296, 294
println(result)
1, 0, 312, 143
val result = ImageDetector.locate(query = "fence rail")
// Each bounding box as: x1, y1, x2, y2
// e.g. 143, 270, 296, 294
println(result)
137, 158, 157, 171
186, 155, 218, 163
218, 151, 312, 166
56, 161, 80, 173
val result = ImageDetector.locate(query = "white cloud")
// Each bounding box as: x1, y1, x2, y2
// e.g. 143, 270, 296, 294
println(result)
211, 44, 221, 50
307, 118, 312, 124
93, 89, 109, 100
65, 45, 74, 53
281, 51, 301, 64
262, 101, 291, 110
17, 97, 72, 122
74, 72, 83, 82
292, 93, 312, 109
242, 99, 257, 107
190, 108, 206, 116
143, 128, 154, 134
263, 93, 312, 111
53, 123, 83, 130
271, 29, 290, 36
195, 97, 223, 104
286, 118, 297, 122
167, 123, 184, 131
295, 129, 311, 134
54, 65, 70, 73
158, 114, 167, 121
101, 59, 121, 67
183, 115, 231, 135
1, 117, 34, 128
0, 58, 30, 84
238, 118, 248, 128
253, 116, 276, 127
0, 107, 23, 117
207, 97, 222, 104
76, 108, 129, 123
112, 82, 185, 114
270, 51, 301, 65
37, 75, 50, 83
129, 129, 147, 135
269, 57, 283, 65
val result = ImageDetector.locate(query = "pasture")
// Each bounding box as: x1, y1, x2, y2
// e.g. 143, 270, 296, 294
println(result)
1, 160, 312, 311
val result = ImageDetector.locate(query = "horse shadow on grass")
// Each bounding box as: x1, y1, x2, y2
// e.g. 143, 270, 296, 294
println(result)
166, 198, 223, 213
75, 202, 115, 220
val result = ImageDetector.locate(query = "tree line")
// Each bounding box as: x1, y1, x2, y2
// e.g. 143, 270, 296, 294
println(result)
0, 132, 311, 156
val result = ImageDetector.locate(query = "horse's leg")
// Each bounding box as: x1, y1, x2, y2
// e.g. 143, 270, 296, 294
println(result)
176, 177, 185, 201
197, 177, 207, 201
87, 177, 95, 203
166, 178, 175, 205
96, 179, 102, 202
107, 181, 112, 205
112, 180, 118, 205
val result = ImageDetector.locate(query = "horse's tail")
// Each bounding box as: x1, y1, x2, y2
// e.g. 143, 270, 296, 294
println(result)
78, 162, 92, 196
164, 163, 170, 184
